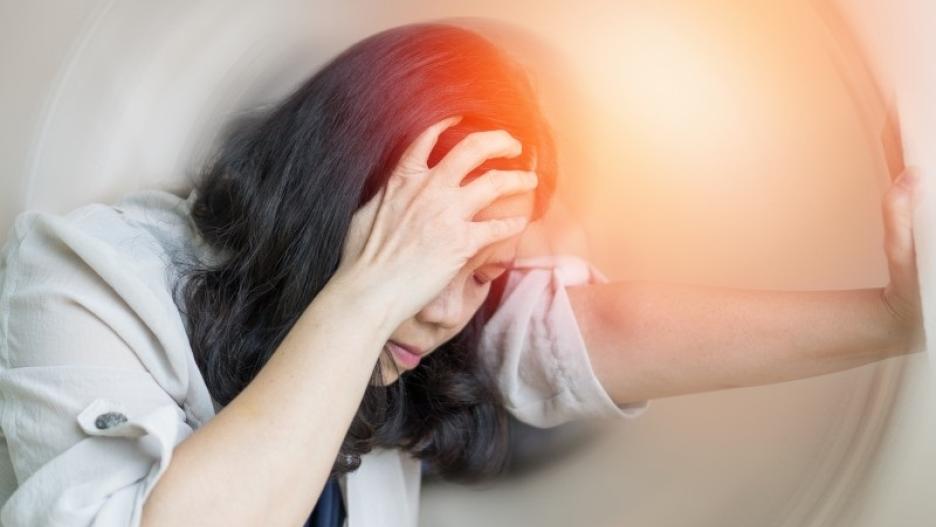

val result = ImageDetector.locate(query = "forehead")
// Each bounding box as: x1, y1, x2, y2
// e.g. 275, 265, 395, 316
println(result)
470, 190, 535, 264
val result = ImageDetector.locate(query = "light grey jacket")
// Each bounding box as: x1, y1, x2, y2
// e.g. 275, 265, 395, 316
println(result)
0, 189, 648, 526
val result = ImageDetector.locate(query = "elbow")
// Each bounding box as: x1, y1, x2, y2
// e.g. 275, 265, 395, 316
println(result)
568, 280, 651, 403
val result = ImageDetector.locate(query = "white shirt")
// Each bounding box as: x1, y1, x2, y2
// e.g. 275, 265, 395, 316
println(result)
0, 188, 648, 526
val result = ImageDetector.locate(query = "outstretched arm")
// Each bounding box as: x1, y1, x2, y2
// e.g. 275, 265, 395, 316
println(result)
565, 169, 925, 405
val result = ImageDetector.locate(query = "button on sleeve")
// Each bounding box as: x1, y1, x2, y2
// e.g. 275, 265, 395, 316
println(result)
0, 211, 201, 526
0, 367, 194, 527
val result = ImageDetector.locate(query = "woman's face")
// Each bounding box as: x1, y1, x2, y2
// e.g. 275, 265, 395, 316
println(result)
376, 185, 536, 385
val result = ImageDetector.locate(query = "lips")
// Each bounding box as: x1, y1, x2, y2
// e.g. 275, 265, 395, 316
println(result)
391, 341, 425, 356
386, 340, 424, 369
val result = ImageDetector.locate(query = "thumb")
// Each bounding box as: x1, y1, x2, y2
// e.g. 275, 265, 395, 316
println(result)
884, 168, 918, 283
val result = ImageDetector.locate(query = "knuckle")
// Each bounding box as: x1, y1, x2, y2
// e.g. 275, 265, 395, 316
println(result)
491, 218, 511, 236
497, 130, 521, 150
463, 132, 486, 151
486, 170, 508, 191
387, 174, 405, 191
426, 121, 447, 137
490, 129, 511, 143
389, 169, 411, 187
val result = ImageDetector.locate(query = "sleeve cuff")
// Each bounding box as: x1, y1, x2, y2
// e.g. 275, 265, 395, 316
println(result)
480, 254, 651, 428
1, 396, 193, 527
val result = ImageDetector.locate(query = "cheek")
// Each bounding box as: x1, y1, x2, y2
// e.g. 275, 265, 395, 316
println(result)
462, 286, 491, 327
463, 280, 491, 320
393, 277, 491, 343
441, 278, 492, 338
438, 271, 490, 319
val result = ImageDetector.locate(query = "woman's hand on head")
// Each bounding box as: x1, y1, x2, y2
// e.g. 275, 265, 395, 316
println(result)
880, 167, 925, 355
333, 116, 539, 325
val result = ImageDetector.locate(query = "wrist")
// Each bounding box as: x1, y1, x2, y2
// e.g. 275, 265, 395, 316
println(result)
317, 266, 402, 339
876, 287, 922, 357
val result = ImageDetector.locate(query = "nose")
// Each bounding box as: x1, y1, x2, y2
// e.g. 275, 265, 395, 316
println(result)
415, 282, 464, 329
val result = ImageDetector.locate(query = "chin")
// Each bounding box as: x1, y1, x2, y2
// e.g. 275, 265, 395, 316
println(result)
381, 371, 402, 386
371, 350, 397, 385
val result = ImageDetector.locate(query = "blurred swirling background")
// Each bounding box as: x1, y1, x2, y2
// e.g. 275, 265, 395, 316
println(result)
1, 1, 933, 525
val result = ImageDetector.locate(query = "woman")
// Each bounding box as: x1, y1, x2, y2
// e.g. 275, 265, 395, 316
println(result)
0, 21, 923, 527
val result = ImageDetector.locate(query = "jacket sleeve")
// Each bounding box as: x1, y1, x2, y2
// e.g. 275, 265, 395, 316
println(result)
479, 254, 650, 428
0, 210, 197, 527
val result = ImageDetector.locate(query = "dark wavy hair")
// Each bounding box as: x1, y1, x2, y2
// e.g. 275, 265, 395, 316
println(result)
172, 22, 558, 483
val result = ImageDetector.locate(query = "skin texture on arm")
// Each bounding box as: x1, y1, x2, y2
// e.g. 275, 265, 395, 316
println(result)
561, 169, 924, 405
141, 276, 396, 527
567, 282, 911, 403
140, 120, 535, 527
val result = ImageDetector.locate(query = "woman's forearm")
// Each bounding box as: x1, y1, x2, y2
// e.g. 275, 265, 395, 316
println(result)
139, 120, 538, 527
141, 274, 397, 527
568, 281, 915, 404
